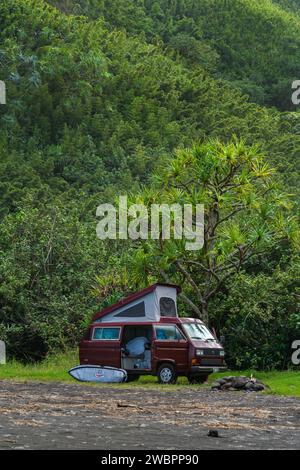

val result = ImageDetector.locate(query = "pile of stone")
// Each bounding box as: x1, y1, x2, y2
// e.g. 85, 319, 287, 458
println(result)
211, 375, 267, 392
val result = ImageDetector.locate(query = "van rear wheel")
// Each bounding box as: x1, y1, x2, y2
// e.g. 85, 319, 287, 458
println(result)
157, 363, 177, 384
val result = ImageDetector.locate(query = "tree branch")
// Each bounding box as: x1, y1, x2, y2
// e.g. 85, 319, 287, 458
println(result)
175, 260, 204, 305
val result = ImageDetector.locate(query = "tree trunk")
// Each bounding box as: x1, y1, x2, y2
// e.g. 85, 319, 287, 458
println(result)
201, 300, 209, 325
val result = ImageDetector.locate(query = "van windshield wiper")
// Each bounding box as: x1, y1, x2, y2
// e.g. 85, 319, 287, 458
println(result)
190, 336, 215, 341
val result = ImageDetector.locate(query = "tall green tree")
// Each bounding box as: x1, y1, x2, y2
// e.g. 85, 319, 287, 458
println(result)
115, 139, 299, 323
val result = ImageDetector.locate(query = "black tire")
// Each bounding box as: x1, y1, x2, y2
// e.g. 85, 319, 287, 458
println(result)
157, 363, 177, 384
187, 374, 209, 385
126, 374, 140, 382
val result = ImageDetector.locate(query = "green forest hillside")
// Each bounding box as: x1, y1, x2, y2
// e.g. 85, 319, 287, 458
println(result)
274, 0, 300, 14
48, 0, 300, 109
0, 0, 299, 368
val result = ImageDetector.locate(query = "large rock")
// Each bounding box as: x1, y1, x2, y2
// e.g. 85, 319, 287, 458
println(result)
211, 375, 267, 392
251, 382, 266, 392
231, 376, 249, 389
222, 381, 233, 389
245, 381, 255, 390
215, 378, 227, 386
211, 382, 221, 390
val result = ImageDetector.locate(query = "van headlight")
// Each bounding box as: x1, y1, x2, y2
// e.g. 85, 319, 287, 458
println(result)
219, 350, 225, 357
196, 349, 204, 356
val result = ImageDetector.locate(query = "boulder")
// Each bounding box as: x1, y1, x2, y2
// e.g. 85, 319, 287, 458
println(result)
231, 376, 249, 389
251, 383, 266, 392
245, 381, 255, 390
220, 376, 234, 381
215, 378, 227, 386
211, 375, 266, 392
211, 382, 221, 390
221, 381, 233, 389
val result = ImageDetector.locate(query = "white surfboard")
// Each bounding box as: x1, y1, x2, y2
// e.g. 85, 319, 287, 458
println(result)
69, 365, 127, 383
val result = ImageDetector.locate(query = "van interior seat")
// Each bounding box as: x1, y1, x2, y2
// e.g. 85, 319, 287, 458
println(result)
122, 325, 152, 358
123, 326, 152, 343
122, 350, 145, 359
121, 326, 153, 370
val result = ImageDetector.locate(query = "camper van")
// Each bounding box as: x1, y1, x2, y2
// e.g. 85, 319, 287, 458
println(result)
80, 283, 226, 384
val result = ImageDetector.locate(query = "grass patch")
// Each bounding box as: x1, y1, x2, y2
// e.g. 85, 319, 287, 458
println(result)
0, 350, 78, 383
0, 350, 299, 396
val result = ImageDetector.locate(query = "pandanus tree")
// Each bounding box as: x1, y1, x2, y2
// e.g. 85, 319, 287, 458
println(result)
105, 138, 298, 324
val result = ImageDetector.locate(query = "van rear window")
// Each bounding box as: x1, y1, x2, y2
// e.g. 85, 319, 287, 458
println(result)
92, 327, 120, 340
160, 297, 176, 317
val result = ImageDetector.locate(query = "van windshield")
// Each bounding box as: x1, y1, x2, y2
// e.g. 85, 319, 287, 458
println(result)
182, 323, 215, 341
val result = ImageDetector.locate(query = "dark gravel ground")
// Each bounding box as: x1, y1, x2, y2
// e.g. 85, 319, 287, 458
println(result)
0, 380, 299, 450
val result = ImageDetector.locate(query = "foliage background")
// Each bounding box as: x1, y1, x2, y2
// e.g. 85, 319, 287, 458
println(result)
0, 0, 299, 367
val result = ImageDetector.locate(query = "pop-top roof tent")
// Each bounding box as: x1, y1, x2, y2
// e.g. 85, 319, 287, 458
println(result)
93, 283, 181, 323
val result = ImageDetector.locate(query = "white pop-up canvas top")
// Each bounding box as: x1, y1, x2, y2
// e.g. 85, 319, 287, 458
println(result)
93, 283, 181, 323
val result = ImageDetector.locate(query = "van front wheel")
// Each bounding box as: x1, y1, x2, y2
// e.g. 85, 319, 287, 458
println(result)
157, 363, 177, 384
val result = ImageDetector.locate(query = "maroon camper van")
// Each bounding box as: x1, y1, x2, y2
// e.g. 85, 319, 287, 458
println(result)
80, 283, 226, 384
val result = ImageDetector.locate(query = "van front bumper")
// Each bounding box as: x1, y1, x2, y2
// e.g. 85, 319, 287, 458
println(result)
190, 366, 227, 374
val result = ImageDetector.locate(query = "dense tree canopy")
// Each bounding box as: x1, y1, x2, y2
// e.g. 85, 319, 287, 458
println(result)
48, 0, 300, 109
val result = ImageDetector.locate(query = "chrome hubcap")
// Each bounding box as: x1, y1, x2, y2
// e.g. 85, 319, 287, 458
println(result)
160, 367, 172, 383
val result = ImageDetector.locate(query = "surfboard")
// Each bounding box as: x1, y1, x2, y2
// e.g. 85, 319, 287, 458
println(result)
69, 365, 127, 383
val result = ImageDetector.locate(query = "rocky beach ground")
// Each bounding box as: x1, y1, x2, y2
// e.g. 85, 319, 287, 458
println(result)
0, 380, 299, 450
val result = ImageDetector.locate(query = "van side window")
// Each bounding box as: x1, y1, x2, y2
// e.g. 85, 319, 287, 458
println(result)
155, 325, 185, 341
114, 301, 146, 318
92, 327, 120, 340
